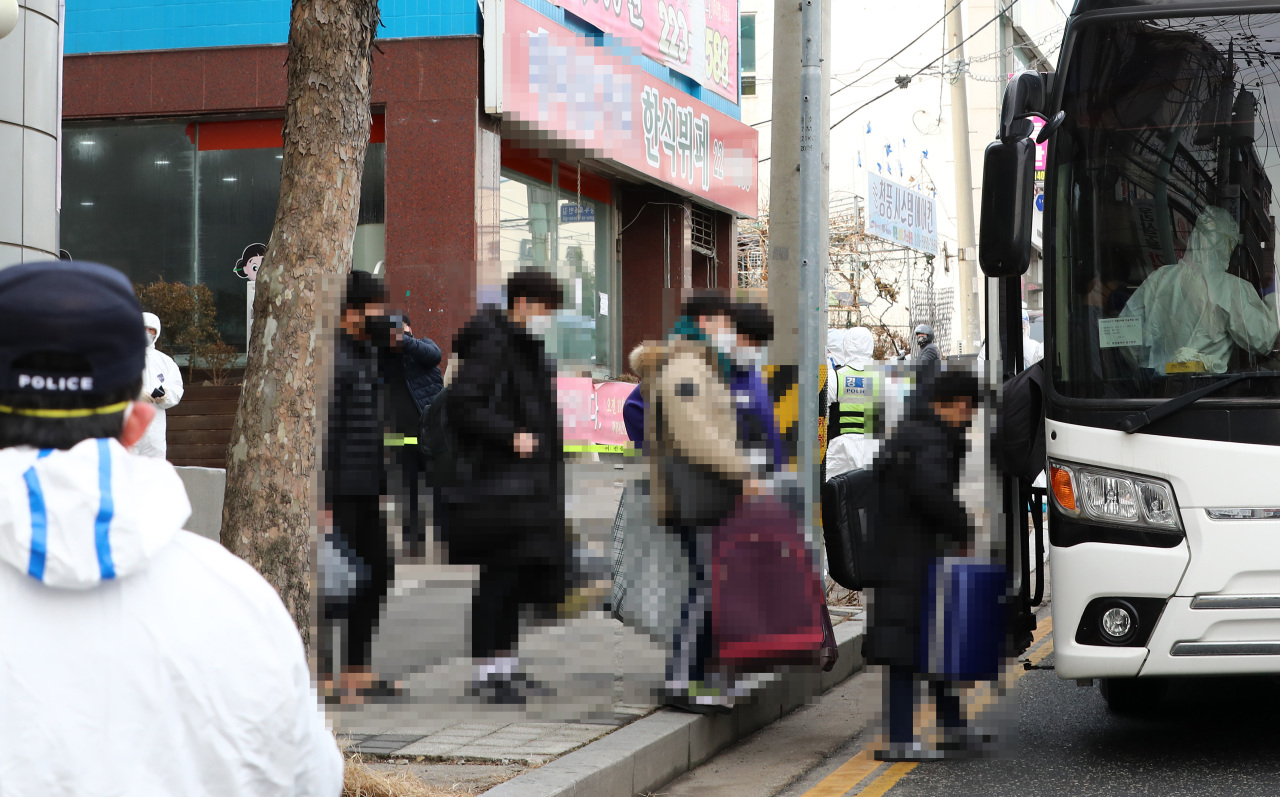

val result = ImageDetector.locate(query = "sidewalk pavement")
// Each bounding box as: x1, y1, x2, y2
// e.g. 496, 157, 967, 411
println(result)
329, 460, 866, 795
335, 609, 864, 797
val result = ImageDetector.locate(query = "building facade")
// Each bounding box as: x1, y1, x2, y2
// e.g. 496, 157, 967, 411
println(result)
0, 0, 60, 267
58, 0, 758, 374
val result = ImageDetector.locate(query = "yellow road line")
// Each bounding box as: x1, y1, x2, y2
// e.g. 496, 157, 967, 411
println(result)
1028, 639, 1054, 666
799, 750, 881, 797
802, 611, 1055, 797
858, 763, 917, 797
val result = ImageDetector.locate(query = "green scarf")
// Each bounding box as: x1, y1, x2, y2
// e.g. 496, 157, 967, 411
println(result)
670, 315, 734, 382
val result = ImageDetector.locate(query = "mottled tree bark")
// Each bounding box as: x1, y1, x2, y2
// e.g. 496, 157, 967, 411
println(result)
221, 0, 380, 646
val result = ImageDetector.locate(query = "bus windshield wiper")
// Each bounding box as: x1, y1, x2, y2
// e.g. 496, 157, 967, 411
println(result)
1120, 371, 1280, 434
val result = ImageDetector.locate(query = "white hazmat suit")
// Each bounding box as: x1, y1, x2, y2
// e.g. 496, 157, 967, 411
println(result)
0, 438, 343, 795
134, 312, 184, 459
1120, 206, 1279, 374
825, 327, 881, 478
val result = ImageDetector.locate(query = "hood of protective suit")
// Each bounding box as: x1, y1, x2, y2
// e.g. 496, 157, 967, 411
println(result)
826, 329, 848, 366
142, 312, 161, 349
840, 327, 875, 370
0, 438, 191, 589
1183, 206, 1242, 274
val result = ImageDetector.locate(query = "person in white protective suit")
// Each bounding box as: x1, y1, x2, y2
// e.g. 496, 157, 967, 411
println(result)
825, 327, 884, 478
1119, 206, 1279, 374
1022, 305, 1043, 368
0, 261, 342, 797
134, 311, 184, 459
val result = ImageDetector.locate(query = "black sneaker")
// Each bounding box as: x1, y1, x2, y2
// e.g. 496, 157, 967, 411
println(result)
467, 674, 526, 705
507, 671, 556, 700
938, 726, 998, 757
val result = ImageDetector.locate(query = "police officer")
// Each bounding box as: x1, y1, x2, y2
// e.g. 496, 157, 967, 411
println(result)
826, 326, 883, 478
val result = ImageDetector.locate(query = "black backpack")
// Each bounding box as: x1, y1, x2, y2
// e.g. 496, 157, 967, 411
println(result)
996, 360, 1046, 483
418, 386, 457, 488
821, 467, 875, 591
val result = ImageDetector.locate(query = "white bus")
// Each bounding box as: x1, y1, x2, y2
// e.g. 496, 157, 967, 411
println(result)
981, 0, 1280, 712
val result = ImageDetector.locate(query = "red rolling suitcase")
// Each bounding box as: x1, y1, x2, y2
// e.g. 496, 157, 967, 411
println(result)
711, 496, 826, 668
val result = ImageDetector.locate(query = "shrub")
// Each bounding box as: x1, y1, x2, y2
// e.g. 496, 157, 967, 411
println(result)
135, 280, 238, 384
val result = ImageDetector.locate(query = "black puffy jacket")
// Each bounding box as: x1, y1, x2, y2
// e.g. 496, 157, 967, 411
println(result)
324, 331, 388, 498
862, 400, 972, 669
441, 308, 566, 568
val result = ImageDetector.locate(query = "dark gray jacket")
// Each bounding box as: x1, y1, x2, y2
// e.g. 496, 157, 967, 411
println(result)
402, 334, 443, 414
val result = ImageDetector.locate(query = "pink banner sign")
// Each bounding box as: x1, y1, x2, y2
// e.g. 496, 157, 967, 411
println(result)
556, 376, 595, 442
592, 381, 636, 448
556, 378, 639, 451
550, 0, 739, 103
505, 0, 758, 217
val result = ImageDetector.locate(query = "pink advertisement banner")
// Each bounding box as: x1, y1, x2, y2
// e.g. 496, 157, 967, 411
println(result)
505, 0, 758, 217
592, 381, 635, 448
549, 0, 739, 103
556, 378, 639, 452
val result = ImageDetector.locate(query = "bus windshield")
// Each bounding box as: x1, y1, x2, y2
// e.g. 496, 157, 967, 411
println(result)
1053, 13, 1280, 400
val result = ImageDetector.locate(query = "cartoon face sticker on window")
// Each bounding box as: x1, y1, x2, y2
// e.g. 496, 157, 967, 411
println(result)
234, 242, 267, 282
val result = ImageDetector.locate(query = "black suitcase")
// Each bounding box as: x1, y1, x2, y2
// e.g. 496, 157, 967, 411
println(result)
821, 468, 874, 590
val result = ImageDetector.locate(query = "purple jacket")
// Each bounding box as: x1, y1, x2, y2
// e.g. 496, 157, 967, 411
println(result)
623, 384, 645, 448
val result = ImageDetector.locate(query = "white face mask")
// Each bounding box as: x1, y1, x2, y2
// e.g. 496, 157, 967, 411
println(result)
146, 331, 158, 347
527, 314, 555, 340
713, 330, 738, 357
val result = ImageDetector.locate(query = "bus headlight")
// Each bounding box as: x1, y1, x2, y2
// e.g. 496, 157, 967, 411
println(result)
1048, 461, 1182, 531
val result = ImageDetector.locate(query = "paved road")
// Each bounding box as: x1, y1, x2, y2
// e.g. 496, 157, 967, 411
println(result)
662, 603, 1280, 797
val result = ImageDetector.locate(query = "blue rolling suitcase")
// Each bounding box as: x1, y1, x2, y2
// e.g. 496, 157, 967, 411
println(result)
919, 557, 1006, 681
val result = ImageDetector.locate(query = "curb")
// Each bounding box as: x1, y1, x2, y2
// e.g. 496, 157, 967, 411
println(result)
483, 618, 866, 797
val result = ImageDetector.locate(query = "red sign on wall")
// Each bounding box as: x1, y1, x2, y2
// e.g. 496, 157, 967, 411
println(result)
548, 0, 739, 103
503, 0, 758, 217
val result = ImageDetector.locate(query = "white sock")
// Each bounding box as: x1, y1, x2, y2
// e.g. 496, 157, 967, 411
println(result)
494, 656, 519, 677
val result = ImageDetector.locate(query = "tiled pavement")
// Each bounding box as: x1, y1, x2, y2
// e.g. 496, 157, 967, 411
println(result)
332, 460, 864, 774
342, 721, 622, 763
333, 462, 659, 762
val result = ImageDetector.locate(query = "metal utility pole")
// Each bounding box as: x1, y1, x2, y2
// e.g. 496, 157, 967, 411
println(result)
768, 0, 829, 545
948, 0, 980, 353
797, 0, 824, 543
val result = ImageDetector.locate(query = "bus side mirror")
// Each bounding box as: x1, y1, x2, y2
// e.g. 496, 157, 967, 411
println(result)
979, 137, 1036, 278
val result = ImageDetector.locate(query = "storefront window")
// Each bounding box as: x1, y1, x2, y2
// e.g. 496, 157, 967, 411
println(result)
61, 123, 195, 287
61, 119, 386, 353
499, 168, 614, 375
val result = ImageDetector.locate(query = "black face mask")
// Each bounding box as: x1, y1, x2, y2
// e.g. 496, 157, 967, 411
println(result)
365, 314, 396, 348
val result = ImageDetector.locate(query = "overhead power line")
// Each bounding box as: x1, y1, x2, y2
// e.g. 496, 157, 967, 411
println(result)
752, 0, 961, 129
828, 0, 1022, 134
756, 0, 1024, 157
831, 0, 964, 100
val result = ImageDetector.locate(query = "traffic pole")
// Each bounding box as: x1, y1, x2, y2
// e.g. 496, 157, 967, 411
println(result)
798, 0, 824, 546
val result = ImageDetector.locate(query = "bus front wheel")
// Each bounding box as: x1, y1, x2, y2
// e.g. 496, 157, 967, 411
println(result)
1099, 677, 1169, 715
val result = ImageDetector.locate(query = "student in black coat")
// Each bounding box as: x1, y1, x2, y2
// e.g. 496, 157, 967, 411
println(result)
864, 365, 985, 760
321, 270, 397, 703
442, 270, 569, 704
